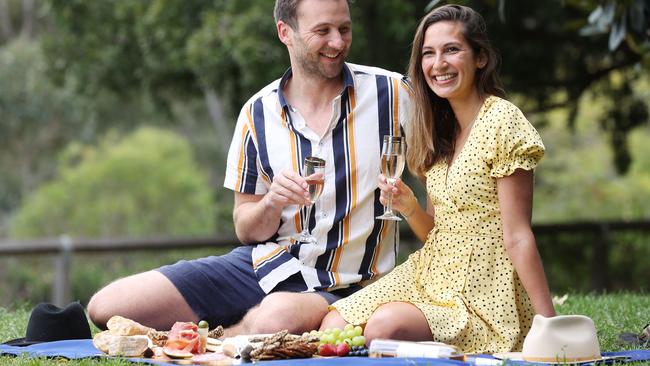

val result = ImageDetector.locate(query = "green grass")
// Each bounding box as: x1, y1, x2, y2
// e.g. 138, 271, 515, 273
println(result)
1, 293, 649, 365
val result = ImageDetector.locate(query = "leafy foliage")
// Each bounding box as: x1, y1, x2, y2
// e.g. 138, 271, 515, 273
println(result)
534, 89, 650, 222
581, 0, 650, 53
10, 127, 217, 239
40, 0, 424, 115
0, 39, 88, 225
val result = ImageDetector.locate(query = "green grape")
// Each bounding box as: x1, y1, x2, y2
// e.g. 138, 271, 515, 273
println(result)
331, 327, 341, 337
344, 329, 356, 339
351, 335, 366, 347
343, 323, 354, 332
324, 333, 336, 344
353, 325, 363, 337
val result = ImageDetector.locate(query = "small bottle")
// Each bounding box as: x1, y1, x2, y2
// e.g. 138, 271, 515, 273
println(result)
198, 320, 209, 353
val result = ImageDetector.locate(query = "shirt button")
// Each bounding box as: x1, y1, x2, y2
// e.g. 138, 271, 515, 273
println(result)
322, 212, 327, 218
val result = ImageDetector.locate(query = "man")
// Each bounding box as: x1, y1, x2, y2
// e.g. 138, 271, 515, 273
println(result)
88, 0, 410, 336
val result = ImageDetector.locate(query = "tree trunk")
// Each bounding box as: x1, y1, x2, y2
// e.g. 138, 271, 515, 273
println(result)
0, 0, 14, 41
21, 0, 35, 39
203, 86, 233, 149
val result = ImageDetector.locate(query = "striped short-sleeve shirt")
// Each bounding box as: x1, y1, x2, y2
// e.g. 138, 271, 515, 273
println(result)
224, 63, 412, 294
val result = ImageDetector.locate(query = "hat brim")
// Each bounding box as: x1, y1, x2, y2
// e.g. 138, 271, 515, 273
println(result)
493, 352, 610, 364
2, 338, 42, 347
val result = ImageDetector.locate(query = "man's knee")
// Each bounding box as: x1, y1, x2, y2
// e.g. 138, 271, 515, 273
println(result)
87, 270, 192, 331
87, 283, 118, 329
246, 293, 328, 334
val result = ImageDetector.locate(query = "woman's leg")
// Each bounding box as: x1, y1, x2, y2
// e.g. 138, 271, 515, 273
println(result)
319, 309, 349, 330
363, 302, 433, 342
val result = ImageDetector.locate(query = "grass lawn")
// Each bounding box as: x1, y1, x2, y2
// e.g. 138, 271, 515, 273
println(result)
1, 293, 649, 365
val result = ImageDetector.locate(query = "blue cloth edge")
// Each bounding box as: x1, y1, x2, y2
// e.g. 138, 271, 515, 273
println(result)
1, 340, 649, 365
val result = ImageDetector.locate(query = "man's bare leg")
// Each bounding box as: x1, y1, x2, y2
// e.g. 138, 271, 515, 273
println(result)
225, 292, 329, 337
87, 270, 197, 331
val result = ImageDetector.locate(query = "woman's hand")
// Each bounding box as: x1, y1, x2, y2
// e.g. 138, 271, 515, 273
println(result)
378, 174, 417, 217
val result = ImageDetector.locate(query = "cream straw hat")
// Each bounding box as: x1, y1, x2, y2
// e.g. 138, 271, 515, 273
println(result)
494, 315, 603, 364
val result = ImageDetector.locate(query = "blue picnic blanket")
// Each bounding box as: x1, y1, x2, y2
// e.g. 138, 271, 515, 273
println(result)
1, 339, 649, 365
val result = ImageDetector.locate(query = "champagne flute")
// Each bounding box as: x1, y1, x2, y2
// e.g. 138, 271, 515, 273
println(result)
293, 156, 326, 244
376, 135, 406, 221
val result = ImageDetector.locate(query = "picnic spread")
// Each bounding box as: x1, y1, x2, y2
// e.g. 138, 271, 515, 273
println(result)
2, 303, 650, 365
90, 315, 320, 362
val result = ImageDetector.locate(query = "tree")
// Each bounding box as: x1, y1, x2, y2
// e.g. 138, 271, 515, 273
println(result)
11, 127, 218, 239
0, 39, 88, 234
0, 36, 183, 236
0, 0, 46, 43
40, 0, 425, 114
43, 0, 648, 175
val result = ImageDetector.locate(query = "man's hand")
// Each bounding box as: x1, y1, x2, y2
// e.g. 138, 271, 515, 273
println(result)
262, 169, 312, 210
233, 169, 312, 244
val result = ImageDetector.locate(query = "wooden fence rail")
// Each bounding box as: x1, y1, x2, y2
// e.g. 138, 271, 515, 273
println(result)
1, 220, 649, 306
0, 234, 239, 306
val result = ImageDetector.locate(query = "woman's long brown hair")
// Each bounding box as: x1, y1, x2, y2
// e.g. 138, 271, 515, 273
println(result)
405, 4, 505, 179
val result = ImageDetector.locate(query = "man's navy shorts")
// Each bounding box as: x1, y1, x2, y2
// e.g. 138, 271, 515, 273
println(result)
157, 246, 360, 327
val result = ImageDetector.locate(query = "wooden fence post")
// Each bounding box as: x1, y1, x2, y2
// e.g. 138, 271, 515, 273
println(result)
591, 223, 610, 291
52, 235, 72, 306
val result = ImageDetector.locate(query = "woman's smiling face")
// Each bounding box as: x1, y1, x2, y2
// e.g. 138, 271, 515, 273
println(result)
421, 20, 485, 103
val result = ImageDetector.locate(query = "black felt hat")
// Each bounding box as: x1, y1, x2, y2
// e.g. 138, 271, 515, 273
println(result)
3, 302, 92, 346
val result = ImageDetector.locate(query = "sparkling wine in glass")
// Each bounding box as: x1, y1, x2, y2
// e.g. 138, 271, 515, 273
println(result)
376, 135, 406, 221
294, 156, 326, 244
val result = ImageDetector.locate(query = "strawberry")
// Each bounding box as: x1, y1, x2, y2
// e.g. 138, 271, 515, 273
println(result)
336, 342, 351, 357
319, 343, 337, 357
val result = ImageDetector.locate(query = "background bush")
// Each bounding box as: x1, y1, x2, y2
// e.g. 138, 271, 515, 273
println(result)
10, 126, 217, 238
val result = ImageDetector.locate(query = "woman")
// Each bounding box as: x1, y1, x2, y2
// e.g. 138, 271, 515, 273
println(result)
320, 4, 555, 353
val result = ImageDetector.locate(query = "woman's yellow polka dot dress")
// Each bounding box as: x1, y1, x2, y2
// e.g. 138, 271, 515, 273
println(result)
331, 96, 545, 353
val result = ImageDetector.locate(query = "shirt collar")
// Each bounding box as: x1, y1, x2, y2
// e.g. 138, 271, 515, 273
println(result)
277, 63, 355, 109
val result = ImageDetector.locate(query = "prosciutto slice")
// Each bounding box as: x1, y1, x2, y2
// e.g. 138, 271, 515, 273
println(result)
164, 322, 201, 354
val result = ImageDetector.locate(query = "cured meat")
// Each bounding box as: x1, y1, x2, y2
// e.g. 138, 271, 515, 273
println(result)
164, 322, 201, 354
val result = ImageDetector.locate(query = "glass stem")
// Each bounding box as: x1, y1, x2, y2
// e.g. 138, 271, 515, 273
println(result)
303, 204, 314, 235
386, 179, 395, 214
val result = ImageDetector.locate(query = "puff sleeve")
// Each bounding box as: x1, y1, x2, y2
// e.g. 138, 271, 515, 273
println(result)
486, 100, 545, 178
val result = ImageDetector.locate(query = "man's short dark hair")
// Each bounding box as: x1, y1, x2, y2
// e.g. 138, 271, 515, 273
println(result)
274, 0, 301, 30
274, 0, 350, 30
